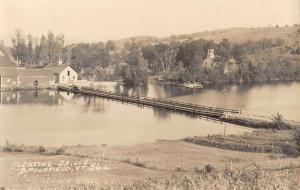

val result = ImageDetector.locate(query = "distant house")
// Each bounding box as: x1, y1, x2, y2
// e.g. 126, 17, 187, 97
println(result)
118, 62, 128, 67
224, 58, 239, 74
103, 65, 116, 76
46, 63, 78, 85
201, 49, 216, 70
200, 50, 240, 74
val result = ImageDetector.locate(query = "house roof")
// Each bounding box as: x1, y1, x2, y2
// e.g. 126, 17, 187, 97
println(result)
0, 51, 18, 76
0, 50, 16, 68
118, 62, 128, 67
17, 68, 53, 77
228, 58, 237, 64
45, 64, 74, 73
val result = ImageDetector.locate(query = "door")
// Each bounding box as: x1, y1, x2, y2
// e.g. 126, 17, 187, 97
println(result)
54, 73, 59, 84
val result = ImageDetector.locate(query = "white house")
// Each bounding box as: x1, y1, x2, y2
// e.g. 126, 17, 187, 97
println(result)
46, 64, 78, 85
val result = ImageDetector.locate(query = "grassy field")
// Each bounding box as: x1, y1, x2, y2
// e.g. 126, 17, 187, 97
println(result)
1, 130, 300, 189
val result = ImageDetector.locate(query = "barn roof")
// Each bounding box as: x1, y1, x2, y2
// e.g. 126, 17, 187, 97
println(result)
45, 64, 76, 73
17, 68, 53, 77
0, 51, 18, 76
0, 50, 16, 68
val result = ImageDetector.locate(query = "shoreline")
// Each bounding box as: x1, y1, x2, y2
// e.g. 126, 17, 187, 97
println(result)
1, 79, 300, 91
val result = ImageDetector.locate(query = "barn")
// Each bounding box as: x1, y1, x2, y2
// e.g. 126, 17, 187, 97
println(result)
17, 68, 54, 88
0, 50, 78, 89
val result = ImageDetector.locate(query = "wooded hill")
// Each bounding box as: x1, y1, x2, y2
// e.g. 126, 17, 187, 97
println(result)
2, 25, 300, 85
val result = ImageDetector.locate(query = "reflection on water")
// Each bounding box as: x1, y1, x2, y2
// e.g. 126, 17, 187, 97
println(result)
0, 88, 250, 146
170, 81, 300, 121
1, 81, 299, 146
96, 82, 200, 98
94, 81, 300, 120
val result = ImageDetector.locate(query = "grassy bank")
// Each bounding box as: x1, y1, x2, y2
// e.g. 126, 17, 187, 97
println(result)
2, 168, 295, 190
94, 168, 298, 190
1, 139, 300, 189
185, 129, 300, 157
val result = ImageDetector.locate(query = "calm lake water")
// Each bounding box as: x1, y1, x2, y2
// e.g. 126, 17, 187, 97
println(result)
0, 81, 299, 146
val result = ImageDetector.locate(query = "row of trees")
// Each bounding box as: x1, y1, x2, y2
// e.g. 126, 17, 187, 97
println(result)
7, 28, 299, 85
68, 36, 297, 84
11, 29, 70, 66
70, 40, 117, 71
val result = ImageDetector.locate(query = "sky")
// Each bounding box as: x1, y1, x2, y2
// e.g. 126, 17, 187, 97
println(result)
0, 0, 299, 44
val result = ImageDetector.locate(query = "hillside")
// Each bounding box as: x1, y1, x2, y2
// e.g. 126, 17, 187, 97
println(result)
114, 36, 159, 49
114, 26, 299, 49
177, 26, 298, 44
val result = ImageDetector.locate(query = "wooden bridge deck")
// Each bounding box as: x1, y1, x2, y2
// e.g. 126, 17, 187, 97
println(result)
58, 86, 241, 123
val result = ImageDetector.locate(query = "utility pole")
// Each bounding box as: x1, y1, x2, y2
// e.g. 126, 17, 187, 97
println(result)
296, 28, 300, 46
223, 88, 227, 136
240, 63, 243, 83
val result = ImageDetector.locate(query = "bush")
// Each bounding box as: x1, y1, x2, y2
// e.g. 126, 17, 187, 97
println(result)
55, 147, 65, 155
294, 129, 300, 156
204, 164, 216, 173
37, 146, 46, 153
2, 140, 23, 152
123, 158, 146, 168
281, 144, 299, 157
194, 166, 203, 173
3, 147, 12, 152
271, 113, 291, 130
133, 161, 146, 168
194, 164, 216, 173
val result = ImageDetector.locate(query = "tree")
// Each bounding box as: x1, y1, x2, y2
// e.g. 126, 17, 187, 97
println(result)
47, 31, 55, 64
26, 34, 35, 66
39, 35, 49, 65
231, 44, 246, 63
155, 42, 178, 73
142, 45, 159, 73
55, 33, 65, 62
294, 129, 300, 156
105, 40, 116, 52
11, 28, 27, 64
216, 38, 231, 62
62, 46, 71, 64
123, 42, 148, 85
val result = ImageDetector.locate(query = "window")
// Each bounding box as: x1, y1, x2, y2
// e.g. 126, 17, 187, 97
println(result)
73, 76, 75, 79
67, 71, 70, 76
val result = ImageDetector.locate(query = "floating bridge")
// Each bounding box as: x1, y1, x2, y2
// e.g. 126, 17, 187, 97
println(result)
58, 86, 241, 123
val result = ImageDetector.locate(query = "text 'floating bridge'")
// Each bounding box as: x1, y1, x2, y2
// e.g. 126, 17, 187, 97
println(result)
58, 86, 241, 123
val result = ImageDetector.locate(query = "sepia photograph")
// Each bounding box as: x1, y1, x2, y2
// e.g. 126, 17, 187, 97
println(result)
0, 0, 300, 189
